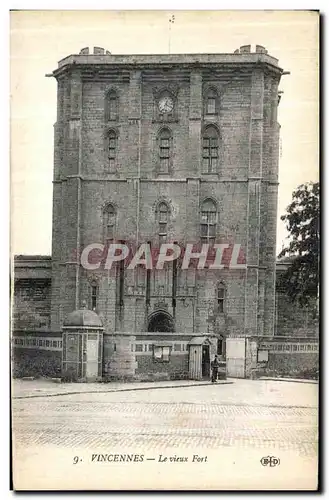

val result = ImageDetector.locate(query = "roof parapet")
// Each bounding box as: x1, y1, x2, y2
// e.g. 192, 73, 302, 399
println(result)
234, 44, 268, 55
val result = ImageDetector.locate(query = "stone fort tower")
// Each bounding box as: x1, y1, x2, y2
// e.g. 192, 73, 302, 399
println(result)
49, 45, 284, 371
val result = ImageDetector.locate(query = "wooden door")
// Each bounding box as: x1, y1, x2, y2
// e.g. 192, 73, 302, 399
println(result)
86, 336, 98, 380
226, 338, 246, 378
189, 345, 202, 380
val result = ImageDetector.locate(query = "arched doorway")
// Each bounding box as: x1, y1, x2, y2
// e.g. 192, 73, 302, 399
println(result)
147, 310, 174, 332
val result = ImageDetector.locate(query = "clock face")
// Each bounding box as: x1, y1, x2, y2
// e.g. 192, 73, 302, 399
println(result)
158, 96, 174, 113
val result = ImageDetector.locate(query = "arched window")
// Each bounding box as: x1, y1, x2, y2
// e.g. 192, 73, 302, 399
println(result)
202, 126, 219, 174
158, 128, 172, 174
200, 198, 217, 244
103, 203, 116, 242
204, 88, 218, 115
106, 130, 117, 171
105, 90, 118, 121
157, 202, 169, 243
216, 283, 226, 314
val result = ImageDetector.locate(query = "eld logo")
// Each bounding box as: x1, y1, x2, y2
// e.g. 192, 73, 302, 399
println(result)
260, 456, 280, 467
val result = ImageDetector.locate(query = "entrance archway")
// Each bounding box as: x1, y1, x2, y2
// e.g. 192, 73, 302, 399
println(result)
147, 310, 174, 332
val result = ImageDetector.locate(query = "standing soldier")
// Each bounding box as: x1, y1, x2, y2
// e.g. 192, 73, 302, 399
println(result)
211, 355, 220, 383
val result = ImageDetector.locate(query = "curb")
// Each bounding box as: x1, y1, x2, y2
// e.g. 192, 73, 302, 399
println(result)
13, 380, 233, 400
259, 377, 318, 384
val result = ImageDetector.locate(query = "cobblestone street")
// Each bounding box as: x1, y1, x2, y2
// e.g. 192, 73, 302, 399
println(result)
12, 379, 318, 490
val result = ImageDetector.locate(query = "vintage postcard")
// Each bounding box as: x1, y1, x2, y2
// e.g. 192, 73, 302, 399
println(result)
10, 10, 319, 491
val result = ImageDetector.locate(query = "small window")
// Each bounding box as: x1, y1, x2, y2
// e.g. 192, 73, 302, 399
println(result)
91, 283, 98, 311
217, 284, 225, 313
207, 97, 216, 114
202, 126, 219, 174
157, 202, 169, 244
158, 128, 172, 174
200, 199, 217, 244
204, 88, 218, 115
135, 344, 143, 352
153, 345, 171, 362
257, 349, 269, 362
174, 343, 181, 352
105, 90, 118, 121
107, 130, 117, 171
137, 267, 145, 287
103, 203, 116, 242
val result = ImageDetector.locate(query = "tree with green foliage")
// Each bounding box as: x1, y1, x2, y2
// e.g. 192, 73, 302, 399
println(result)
278, 181, 319, 310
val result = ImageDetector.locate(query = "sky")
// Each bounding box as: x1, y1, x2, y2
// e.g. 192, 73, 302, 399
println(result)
10, 10, 319, 256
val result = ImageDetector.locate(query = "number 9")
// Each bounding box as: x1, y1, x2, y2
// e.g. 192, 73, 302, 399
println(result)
73, 456, 79, 464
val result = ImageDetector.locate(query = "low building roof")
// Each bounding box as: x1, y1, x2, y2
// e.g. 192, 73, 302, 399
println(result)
63, 307, 103, 328
189, 336, 212, 346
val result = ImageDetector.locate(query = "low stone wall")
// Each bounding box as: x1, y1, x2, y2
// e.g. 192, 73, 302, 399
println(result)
12, 347, 62, 378
255, 337, 319, 379
135, 353, 189, 381
11, 332, 62, 378
102, 333, 193, 382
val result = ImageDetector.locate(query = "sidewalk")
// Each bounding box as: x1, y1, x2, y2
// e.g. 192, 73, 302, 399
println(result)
259, 376, 318, 384
12, 378, 232, 399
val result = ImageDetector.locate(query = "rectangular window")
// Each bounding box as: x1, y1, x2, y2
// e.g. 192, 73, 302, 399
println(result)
174, 343, 181, 352
160, 138, 170, 173
202, 138, 218, 173
108, 97, 117, 120
160, 158, 169, 173
106, 224, 114, 241
217, 288, 225, 313
137, 267, 145, 288
153, 345, 171, 362
201, 210, 216, 244
135, 344, 143, 352
257, 349, 269, 362
108, 137, 116, 171
207, 97, 216, 114
91, 285, 97, 311
106, 134, 117, 173
159, 210, 167, 223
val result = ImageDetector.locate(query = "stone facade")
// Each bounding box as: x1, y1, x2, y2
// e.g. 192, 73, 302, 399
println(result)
13, 256, 52, 331
49, 45, 283, 345
15, 45, 316, 380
